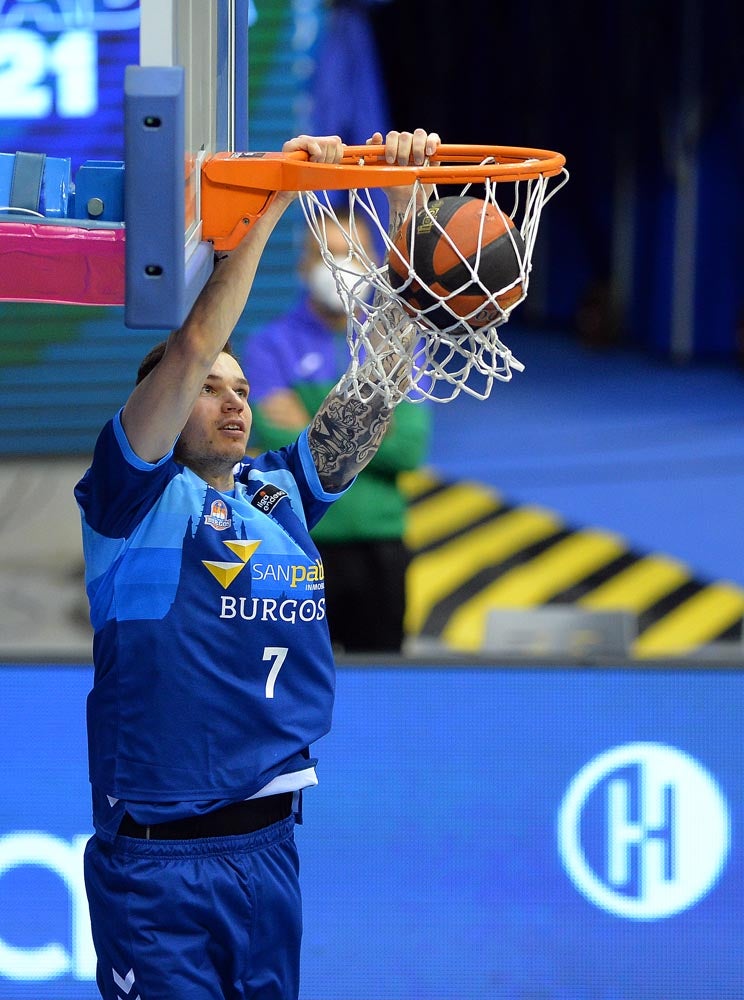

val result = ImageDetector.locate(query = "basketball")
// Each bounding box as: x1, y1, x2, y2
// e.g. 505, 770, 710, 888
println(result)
388, 195, 526, 329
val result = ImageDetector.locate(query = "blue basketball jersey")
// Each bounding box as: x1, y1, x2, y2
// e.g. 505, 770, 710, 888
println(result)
75, 412, 347, 831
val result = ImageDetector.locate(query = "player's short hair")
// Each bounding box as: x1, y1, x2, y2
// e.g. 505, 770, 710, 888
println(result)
136, 339, 237, 385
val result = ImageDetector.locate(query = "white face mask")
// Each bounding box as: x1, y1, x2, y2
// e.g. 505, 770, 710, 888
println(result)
305, 255, 370, 314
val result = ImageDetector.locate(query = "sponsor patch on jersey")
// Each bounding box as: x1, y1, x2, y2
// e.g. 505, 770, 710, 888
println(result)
204, 498, 232, 530
251, 483, 289, 515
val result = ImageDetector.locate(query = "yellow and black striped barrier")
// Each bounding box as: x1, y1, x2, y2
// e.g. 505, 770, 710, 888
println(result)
402, 470, 744, 659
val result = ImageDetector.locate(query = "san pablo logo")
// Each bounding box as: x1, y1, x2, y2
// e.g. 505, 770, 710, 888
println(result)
202, 539, 261, 588
202, 539, 325, 592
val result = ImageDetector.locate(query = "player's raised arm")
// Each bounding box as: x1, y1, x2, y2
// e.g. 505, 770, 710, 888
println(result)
121, 135, 345, 465
307, 129, 440, 492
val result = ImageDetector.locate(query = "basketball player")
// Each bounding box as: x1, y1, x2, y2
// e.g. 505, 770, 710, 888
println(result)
75, 128, 440, 1000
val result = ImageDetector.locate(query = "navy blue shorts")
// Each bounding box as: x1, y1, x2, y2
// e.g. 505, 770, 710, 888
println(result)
84, 815, 301, 1000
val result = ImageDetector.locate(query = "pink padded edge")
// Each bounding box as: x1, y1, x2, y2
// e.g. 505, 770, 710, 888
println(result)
0, 222, 125, 306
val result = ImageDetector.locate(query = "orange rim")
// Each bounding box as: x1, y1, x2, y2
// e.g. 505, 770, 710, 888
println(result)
200, 144, 566, 249
338, 143, 566, 182
203, 143, 565, 190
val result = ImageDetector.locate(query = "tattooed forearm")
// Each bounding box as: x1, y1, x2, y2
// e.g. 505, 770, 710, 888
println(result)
308, 392, 393, 492
388, 204, 407, 239
307, 192, 423, 490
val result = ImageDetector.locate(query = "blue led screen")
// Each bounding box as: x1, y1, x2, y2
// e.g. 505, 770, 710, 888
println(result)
0, 664, 741, 999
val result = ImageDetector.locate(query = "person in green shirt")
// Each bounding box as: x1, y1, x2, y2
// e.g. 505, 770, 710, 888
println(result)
243, 211, 431, 652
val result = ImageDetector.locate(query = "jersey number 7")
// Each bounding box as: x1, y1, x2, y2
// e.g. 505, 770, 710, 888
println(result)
263, 646, 288, 698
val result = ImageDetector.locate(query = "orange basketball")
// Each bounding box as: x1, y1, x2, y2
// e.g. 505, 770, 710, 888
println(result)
388, 195, 526, 328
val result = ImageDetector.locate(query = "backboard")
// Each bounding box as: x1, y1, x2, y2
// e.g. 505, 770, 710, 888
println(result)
125, 0, 250, 329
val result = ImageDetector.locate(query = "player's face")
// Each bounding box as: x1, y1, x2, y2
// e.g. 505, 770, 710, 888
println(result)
176, 352, 252, 487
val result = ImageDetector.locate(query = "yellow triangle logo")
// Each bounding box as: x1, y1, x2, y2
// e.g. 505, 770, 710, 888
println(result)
202, 560, 247, 589
223, 539, 262, 563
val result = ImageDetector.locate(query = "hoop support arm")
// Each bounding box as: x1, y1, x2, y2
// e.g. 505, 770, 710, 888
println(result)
200, 144, 567, 250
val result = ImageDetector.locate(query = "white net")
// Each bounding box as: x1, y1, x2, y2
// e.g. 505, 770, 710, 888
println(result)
298, 165, 568, 407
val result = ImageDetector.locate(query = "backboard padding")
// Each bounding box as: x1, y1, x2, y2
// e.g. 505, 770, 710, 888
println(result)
125, 0, 249, 329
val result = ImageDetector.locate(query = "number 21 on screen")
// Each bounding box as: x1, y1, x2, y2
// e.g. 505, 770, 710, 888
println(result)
0, 29, 97, 118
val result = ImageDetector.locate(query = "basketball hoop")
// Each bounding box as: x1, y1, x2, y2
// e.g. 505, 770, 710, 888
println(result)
200, 143, 568, 405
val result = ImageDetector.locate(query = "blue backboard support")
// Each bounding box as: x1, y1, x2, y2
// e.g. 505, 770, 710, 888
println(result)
124, 0, 250, 330
124, 65, 213, 329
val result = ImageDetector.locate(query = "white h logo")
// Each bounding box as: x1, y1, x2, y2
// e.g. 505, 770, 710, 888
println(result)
558, 743, 730, 919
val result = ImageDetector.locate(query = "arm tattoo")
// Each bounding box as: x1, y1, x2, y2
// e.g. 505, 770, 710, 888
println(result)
308, 392, 393, 492
307, 197, 418, 492
388, 205, 407, 239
